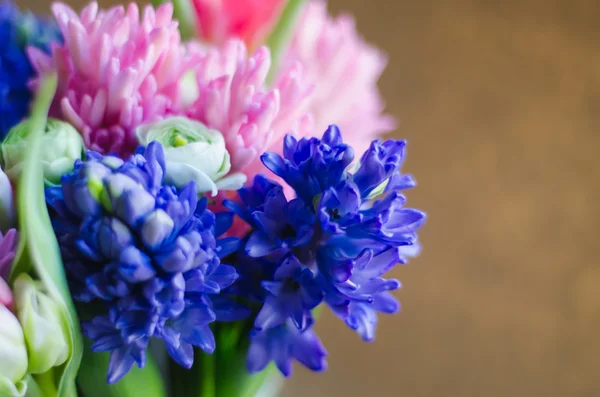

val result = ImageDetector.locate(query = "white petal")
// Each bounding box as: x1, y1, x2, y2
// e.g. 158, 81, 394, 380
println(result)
215, 173, 247, 192
165, 162, 219, 196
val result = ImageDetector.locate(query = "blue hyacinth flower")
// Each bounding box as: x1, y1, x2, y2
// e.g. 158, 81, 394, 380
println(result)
0, 1, 61, 138
260, 125, 354, 204
232, 125, 426, 375
46, 142, 247, 383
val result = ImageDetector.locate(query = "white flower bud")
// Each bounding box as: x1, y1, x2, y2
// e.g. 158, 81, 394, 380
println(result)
1, 118, 84, 185
13, 273, 69, 374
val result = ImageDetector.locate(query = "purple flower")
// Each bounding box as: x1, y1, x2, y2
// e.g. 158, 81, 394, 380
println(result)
245, 187, 315, 258
46, 142, 246, 383
234, 125, 426, 374
260, 125, 354, 204
224, 175, 281, 227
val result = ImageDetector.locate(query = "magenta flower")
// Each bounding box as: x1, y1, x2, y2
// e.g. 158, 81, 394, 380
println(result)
28, 2, 194, 157
186, 40, 312, 175
276, 0, 396, 156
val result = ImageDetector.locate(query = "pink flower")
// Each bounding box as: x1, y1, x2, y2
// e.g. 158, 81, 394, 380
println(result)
0, 278, 12, 308
276, 0, 396, 156
184, 40, 312, 237
28, 2, 194, 157
186, 39, 312, 174
192, 0, 285, 48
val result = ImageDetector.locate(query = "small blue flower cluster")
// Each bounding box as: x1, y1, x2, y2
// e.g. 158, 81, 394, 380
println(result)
0, 2, 62, 138
46, 143, 248, 383
226, 126, 426, 376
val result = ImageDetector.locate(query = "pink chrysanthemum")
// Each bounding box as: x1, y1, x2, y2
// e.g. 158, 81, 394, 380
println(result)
277, 0, 396, 155
192, 0, 285, 48
186, 39, 312, 174
28, 2, 193, 157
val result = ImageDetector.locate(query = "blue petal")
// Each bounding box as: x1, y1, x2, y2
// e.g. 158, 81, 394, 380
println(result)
119, 246, 156, 283
254, 296, 287, 331
260, 152, 286, 177
214, 212, 234, 236
216, 237, 240, 258
107, 346, 137, 384
142, 142, 166, 190
246, 231, 278, 257
186, 325, 216, 354
283, 134, 298, 161
165, 339, 194, 369
291, 329, 328, 372
247, 335, 271, 374
208, 263, 238, 290
321, 125, 342, 146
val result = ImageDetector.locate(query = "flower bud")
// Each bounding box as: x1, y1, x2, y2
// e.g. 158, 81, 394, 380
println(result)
13, 273, 69, 374
1, 118, 84, 185
136, 117, 247, 196
0, 304, 28, 383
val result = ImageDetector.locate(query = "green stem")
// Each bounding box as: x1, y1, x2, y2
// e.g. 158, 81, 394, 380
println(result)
9, 73, 57, 282
265, 0, 307, 86
22, 375, 44, 397
34, 371, 58, 396
201, 352, 216, 397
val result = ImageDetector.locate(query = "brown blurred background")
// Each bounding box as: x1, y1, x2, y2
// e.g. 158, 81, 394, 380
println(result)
21, 0, 600, 396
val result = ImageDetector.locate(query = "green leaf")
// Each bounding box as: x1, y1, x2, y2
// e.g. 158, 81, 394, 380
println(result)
77, 342, 167, 397
8, 73, 84, 397
265, 0, 307, 85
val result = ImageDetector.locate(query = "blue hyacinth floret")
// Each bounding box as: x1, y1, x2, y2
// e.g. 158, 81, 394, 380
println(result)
46, 142, 248, 383
225, 125, 426, 376
0, 1, 62, 138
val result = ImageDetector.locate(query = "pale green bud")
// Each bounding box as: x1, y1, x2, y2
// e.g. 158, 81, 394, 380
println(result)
136, 117, 247, 196
1, 118, 84, 185
13, 273, 69, 374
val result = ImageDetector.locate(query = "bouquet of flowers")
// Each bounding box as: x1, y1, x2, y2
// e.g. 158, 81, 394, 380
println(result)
0, 0, 426, 396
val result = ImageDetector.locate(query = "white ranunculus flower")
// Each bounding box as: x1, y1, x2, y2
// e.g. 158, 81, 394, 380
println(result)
1, 118, 84, 185
136, 117, 247, 196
